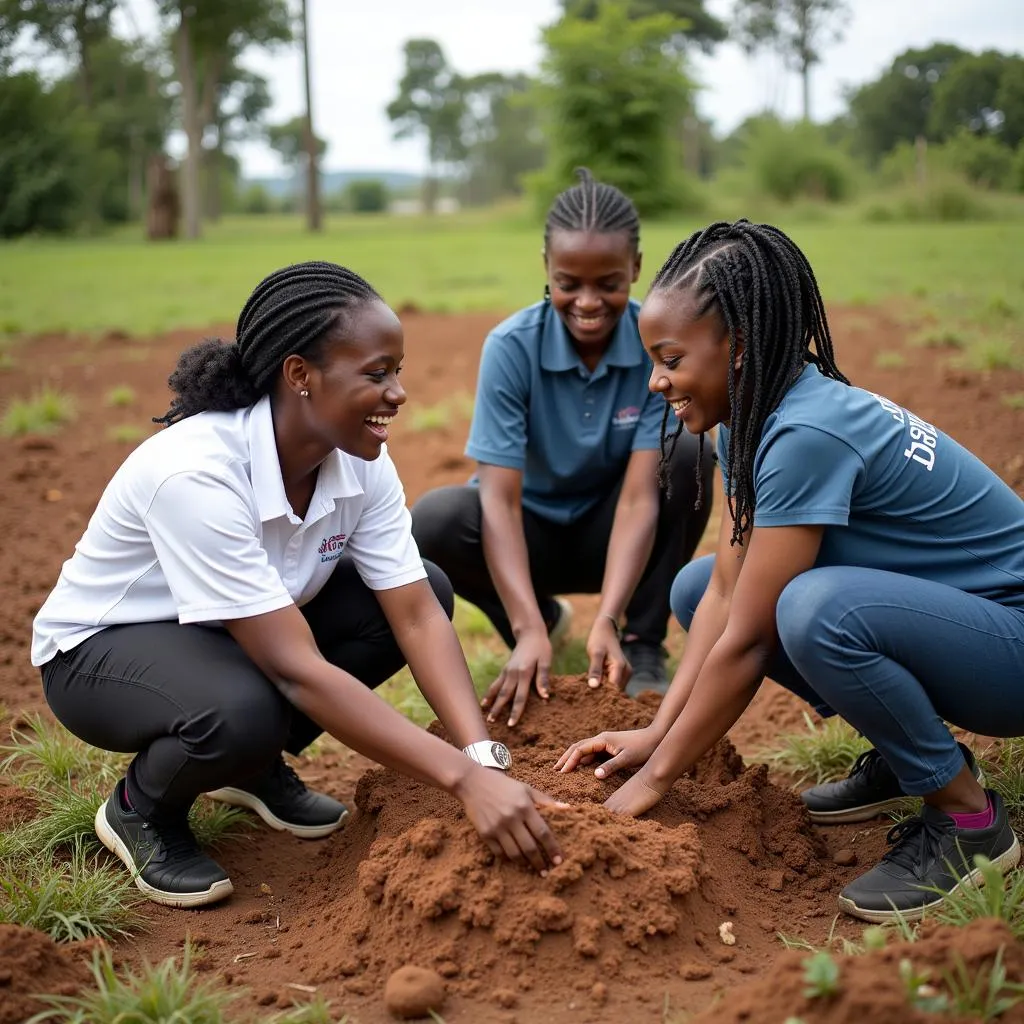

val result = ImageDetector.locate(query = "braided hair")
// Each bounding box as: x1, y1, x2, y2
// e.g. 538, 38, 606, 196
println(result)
544, 167, 640, 258
649, 220, 848, 546
154, 261, 381, 426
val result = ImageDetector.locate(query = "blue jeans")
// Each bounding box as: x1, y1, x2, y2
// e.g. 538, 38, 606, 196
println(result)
671, 556, 1024, 796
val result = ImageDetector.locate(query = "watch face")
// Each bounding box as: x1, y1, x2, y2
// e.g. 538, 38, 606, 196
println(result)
490, 742, 512, 769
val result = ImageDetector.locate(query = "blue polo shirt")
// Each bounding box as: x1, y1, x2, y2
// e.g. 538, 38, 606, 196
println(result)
466, 300, 664, 524
717, 364, 1024, 608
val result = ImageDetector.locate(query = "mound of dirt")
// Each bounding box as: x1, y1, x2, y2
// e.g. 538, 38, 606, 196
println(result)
0, 926, 93, 1024
279, 677, 851, 1019
692, 918, 1024, 1024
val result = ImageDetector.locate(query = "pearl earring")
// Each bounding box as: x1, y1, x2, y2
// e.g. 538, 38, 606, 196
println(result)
300, 389, 309, 398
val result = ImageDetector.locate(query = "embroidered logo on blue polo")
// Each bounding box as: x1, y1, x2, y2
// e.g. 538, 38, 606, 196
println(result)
611, 405, 641, 428
318, 533, 347, 562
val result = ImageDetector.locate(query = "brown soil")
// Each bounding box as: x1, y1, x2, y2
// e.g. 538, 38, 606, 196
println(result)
0, 307, 1022, 1023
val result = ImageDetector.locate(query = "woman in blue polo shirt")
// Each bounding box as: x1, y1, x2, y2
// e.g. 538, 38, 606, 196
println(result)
556, 220, 1024, 923
32, 262, 562, 909
412, 170, 712, 725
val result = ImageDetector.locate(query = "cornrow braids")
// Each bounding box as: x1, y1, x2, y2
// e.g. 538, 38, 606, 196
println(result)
650, 220, 848, 546
543, 167, 640, 258
154, 261, 381, 426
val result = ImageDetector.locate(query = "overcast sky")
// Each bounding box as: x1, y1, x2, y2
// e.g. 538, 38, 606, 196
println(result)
122, 0, 1024, 178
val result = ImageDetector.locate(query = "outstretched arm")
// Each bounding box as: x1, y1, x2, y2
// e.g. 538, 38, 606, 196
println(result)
478, 463, 554, 726
586, 449, 660, 689
604, 523, 824, 816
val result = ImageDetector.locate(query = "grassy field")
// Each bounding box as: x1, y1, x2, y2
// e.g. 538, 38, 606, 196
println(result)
0, 210, 1021, 365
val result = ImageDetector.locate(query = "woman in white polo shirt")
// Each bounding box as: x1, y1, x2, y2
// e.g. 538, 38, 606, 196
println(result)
32, 261, 562, 908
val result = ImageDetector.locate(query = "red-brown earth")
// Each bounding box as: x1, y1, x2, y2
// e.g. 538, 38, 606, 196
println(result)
0, 307, 1021, 1023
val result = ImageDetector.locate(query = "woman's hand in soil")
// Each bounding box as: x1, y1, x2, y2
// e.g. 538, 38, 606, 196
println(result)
553, 726, 661, 778
602, 768, 669, 817
585, 616, 630, 691
455, 767, 566, 873
481, 627, 552, 728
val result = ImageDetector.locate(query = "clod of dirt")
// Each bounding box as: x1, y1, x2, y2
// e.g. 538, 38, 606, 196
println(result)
0, 925, 91, 1024
383, 965, 446, 1019
833, 848, 857, 866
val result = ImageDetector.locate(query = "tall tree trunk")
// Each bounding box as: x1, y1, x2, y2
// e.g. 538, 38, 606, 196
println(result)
801, 60, 811, 121
300, 0, 322, 232
74, 7, 93, 108
204, 141, 223, 222
176, 11, 202, 239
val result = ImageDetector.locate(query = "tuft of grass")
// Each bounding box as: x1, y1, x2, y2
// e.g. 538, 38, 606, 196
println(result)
941, 946, 1024, 1021
105, 423, 149, 443
0, 839, 143, 942
964, 338, 1019, 371
26, 944, 235, 1024
979, 737, 1024, 833
930, 854, 1024, 939
104, 385, 136, 407
1, 713, 124, 789
757, 712, 873, 785
408, 401, 454, 433
1000, 392, 1024, 410
2, 387, 76, 437
910, 327, 968, 350
802, 950, 841, 998
270, 995, 343, 1023
874, 350, 907, 369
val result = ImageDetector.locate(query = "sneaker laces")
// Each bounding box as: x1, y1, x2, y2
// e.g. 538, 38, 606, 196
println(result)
146, 818, 202, 863
881, 813, 956, 875
270, 758, 308, 798
846, 749, 887, 781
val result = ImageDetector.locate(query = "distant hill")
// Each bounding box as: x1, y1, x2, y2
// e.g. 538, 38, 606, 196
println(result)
244, 169, 422, 198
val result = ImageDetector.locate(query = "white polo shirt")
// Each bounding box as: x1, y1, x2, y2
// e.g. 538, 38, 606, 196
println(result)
31, 395, 426, 666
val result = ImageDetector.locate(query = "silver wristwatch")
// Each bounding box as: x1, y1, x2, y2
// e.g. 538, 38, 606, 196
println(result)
463, 740, 512, 770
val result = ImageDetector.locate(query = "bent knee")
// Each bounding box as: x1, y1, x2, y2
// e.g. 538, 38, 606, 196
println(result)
423, 559, 455, 620
670, 555, 714, 630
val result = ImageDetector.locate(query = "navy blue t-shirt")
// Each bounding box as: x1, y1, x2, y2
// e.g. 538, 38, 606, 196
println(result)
717, 364, 1024, 608
466, 300, 664, 524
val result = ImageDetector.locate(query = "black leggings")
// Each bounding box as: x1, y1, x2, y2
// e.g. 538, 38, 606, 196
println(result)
411, 430, 713, 648
41, 558, 453, 822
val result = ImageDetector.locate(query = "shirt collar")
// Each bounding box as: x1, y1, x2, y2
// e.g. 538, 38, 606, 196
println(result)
247, 395, 363, 525
539, 301, 643, 377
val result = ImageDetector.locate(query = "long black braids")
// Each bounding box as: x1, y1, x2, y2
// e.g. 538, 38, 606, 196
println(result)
543, 168, 640, 300
649, 220, 848, 545
154, 261, 381, 426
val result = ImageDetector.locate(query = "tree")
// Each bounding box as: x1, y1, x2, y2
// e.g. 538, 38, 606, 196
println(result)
156, 0, 292, 239
733, 0, 849, 121
386, 39, 467, 212
460, 72, 545, 203
846, 43, 968, 164
930, 51, 1024, 148
0, 0, 118, 106
560, 0, 726, 53
267, 114, 327, 208
298, 0, 320, 231
0, 71, 95, 236
531, 2, 694, 216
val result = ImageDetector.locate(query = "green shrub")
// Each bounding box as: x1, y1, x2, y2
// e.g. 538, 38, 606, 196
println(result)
744, 119, 856, 203
346, 179, 389, 213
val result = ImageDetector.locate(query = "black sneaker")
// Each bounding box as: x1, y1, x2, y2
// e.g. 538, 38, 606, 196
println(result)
623, 640, 668, 697
95, 780, 233, 908
207, 757, 348, 840
801, 742, 983, 824
837, 788, 1021, 923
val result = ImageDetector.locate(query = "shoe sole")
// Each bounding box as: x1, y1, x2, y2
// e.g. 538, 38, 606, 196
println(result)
205, 787, 349, 840
836, 831, 1021, 924
806, 766, 986, 825
549, 597, 573, 648
94, 800, 234, 909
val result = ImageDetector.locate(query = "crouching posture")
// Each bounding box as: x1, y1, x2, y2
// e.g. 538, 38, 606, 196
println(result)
557, 220, 1024, 922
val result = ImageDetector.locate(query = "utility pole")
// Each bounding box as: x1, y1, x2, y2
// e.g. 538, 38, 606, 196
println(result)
300, 0, 322, 231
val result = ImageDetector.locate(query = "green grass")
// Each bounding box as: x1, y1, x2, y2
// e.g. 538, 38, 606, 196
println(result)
756, 712, 873, 785
0, 840, 143, 943
104, 385, 136, 407
1, 213, 1022, 343
105, 423, 149, 443
1, 388, 76, 437
874, 350, 907, 369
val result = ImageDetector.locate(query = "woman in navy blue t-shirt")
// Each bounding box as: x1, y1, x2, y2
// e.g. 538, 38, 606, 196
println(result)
557, 220, 1024, 923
